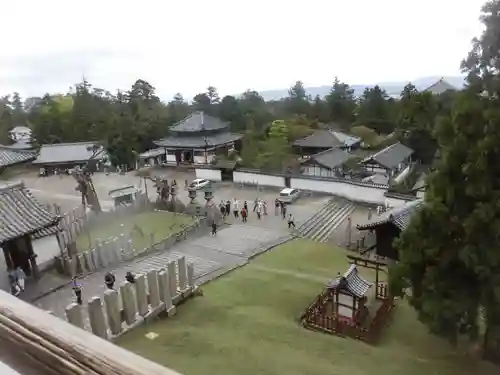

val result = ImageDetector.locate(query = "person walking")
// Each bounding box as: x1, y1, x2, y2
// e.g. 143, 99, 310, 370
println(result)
211, 221, 217, 236
253, 198, 258, 212
105, 272, 116, 289
263, 200, 268, 216
282, 203, 287, 220
225, 200, 231, 217
233, 199, 239, 219
275, 199, 280, 216
220, 203, 226, 217
288, 213, 296, 228
241, 207, 248, 223
72, 277, 83, 305
8, 271, 20, 296
256, 200, 262, 220
244, 201, 248, 211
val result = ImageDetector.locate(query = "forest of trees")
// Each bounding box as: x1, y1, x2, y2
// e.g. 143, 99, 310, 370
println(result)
0, 70, 451, 171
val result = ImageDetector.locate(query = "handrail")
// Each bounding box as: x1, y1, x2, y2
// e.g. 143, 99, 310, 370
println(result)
0, 290, 183, 375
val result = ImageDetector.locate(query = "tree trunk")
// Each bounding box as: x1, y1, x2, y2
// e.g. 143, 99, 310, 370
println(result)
483, 306, 500, 364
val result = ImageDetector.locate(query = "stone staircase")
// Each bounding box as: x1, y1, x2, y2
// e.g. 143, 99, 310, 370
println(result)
297, 198, 355, 243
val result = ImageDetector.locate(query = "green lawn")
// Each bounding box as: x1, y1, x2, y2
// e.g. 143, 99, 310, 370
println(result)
76, 211, 195, 253
117, 239, 497, 375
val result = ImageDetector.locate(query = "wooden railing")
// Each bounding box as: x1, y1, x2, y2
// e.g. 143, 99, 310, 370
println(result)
0, 290, 183, 375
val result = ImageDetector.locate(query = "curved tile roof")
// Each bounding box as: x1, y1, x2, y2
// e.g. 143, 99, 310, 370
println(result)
170, 111, 229, 133
327, 264, 373, 298
0, 182, 60, 244
0, 146, 36, 168
356, 199, 423, 231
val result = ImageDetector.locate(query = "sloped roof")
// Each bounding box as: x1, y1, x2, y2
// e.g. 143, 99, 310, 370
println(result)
170, 111, 229, 133
412, 173, 427, 191
424, 78, 457, 95
361, 142, 413, 169
357, 199, 423, 231
293, 129, 360, 149
154, 132, 243, 149
0, 182, 60, 244
0, 146, 36, 168
326, 264, 373, 298
303, 148, 357, 169
139, 148, 165, 159
34, 142, 106, 165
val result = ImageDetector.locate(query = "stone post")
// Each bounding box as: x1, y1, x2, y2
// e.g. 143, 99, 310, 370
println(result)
96, 241, 107, 268
167, 261, 177, 297
177, 256, 188, 291
146, 270, 161, 309
158, 270, 175, 314
84, 251, 94, 272
368, 208, 372, 220
88, 297, 108, 339
135, 274, 149, 317
65, 303, 84, 329
187, 262, 195, 289
120, 282, 137, 325
90, 248, 99, 270
104, 289, 122, 336
77, 254, 87, 275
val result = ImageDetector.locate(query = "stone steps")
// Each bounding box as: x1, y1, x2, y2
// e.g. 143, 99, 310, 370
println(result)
297, 199, 355, 243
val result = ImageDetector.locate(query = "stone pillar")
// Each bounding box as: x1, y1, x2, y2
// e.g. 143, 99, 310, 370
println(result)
146, 270, 161, 309
167, 261, 177, 297
120, 282, 137, 325
96, 242, 107, 268
187, 262, 195, 289
65, 303, 84, 329
158, 270, 174, 313
104, 289, 122, 335
88, 297, 108, 339
84, 251, 94, 272
177, 256, 188, 291
135, 274, 149, 317
77, 254, 87, 274
90, 249, 99, 270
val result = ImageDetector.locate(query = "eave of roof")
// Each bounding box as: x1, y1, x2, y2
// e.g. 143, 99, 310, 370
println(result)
361, 142, 414, 169
303, 148, 356, 169
293, 129, 360, 149
33, 142, 106, 165
326, 264, 372, 298
0, 146, 36, 168
0, 182, 61, 244
356, 199, 423, 231
154, 132, 243, 149
170, 111, 229, 133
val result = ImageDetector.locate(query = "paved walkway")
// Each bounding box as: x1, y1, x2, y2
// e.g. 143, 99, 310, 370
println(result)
33, 224, 293, 318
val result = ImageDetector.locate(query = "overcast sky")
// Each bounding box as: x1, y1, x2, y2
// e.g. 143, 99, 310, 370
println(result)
0, 0, 486, 100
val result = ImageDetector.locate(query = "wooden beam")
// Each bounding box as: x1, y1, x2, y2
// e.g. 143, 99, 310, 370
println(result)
0, 290, 183, 375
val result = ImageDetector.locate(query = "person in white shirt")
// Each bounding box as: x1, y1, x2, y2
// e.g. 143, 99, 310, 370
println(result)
288, 213, 296, 228
233, 199, 239, 218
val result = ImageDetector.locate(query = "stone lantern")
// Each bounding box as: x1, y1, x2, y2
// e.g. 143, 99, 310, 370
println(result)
188, 187, 197, 204
203, 185, 214, 202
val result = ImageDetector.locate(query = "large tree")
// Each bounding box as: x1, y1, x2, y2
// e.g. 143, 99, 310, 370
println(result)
325, 77, 356, 127
391, 0, 500, 363
356, 85, 394, 134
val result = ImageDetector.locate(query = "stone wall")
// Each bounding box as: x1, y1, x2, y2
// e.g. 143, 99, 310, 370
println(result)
64, 218, 207, 277
65, 256, 196, 340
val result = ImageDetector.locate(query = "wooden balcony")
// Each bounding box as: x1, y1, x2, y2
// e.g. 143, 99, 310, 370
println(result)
0, 290, 183, 375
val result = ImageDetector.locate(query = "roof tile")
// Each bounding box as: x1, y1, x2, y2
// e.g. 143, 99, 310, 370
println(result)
0, 146, 36, 168
361, 142, 413, 169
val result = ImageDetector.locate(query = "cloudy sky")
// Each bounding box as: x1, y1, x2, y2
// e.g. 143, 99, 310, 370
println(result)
0, 0, 486, 100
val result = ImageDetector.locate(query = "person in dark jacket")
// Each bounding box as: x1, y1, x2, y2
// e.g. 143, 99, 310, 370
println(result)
125, 271, 136, 284
105, 272, 116, 289
211, 221, 217, 236
71, 277, 83, 305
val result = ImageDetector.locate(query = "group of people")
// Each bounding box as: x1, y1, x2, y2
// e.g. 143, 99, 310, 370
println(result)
8, 267, 26, 296
70, 271, 136, 305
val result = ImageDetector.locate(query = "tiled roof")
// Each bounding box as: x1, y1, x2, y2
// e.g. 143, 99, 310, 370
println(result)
32, 224, 61, 240
327, 264, 373, 298
412, 173, 427, 191
303, 148, 357, 169
0, 146, 36, 168
170, 111, 229, 133
0, 182, 60, 244
361, 142, 413, 170
424, 78, 457, 95
356, 199, 423, 231
34, 142, 107, 165
154, 132, 243, 149
293, 129, 361, 149
139, 148, 165, 159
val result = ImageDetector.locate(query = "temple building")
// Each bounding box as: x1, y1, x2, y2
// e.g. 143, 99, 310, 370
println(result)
423, 77, 458, 95
151, 111, 243, 166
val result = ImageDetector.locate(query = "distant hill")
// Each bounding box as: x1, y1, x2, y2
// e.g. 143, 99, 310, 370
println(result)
254, 76, 465, 101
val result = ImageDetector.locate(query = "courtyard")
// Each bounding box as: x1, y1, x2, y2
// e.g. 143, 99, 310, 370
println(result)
117, 239, 496, 375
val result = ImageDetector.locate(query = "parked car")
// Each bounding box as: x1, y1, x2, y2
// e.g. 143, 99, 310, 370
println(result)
277, 188, 301, 204
189, 178, 211, 190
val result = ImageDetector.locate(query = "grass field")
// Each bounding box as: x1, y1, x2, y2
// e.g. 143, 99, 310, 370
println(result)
117, 239, 497, 375
75, 211, 195, 252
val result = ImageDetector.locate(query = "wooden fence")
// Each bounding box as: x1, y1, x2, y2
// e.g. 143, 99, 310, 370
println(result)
65, 256, 197, 340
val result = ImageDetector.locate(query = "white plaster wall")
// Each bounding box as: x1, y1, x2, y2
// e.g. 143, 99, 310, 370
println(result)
291, 177, 388, 204
166, 154, 176, 163
195, 168, 222, 181
416, 190, 425, 199
233, 171, 285, 187
193, 154, 216, 165
32, 235, 60, 271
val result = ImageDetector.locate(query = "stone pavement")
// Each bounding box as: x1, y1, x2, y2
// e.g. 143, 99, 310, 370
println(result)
33, 224, 293, 319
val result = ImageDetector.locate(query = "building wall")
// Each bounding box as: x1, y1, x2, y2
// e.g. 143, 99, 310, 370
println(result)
393, 164, 412, 184
233, 171, 285, 187
291, 176, 388, 204
303, 164, 342, 178
193, 151, 215, 165
195, 168, 222, 181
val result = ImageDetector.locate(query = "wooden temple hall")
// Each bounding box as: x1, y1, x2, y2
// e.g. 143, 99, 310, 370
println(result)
0, 182, 60, 278
141, 111, 243, 166
301, 256, 394, 344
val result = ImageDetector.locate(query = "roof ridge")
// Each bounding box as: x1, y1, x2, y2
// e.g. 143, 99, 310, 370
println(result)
0, 181, 25, 193
40, 141, 101, 147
